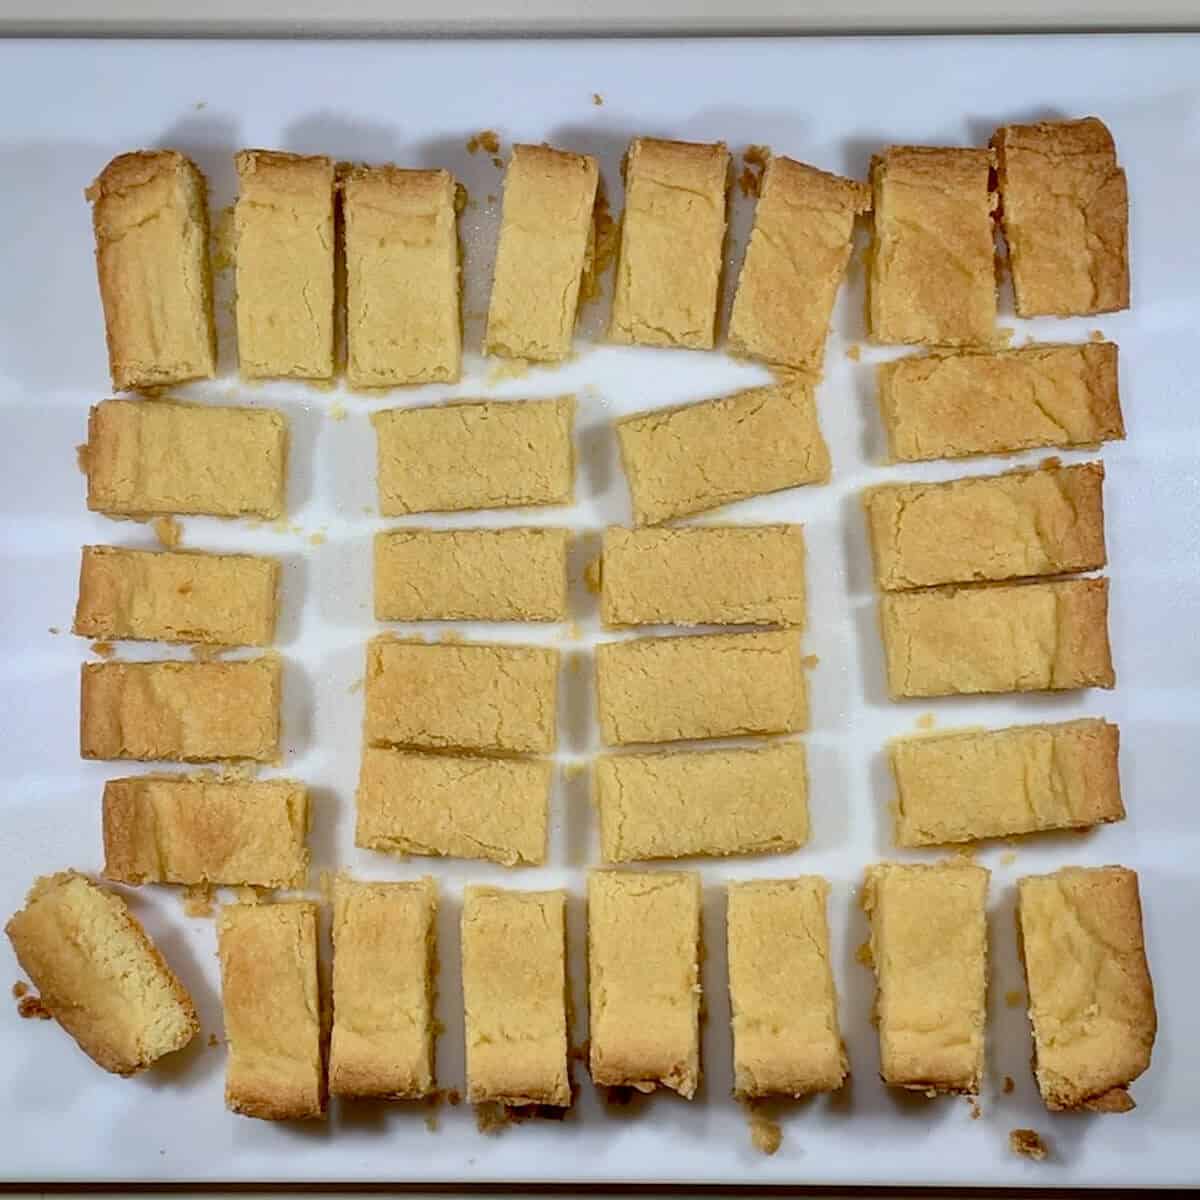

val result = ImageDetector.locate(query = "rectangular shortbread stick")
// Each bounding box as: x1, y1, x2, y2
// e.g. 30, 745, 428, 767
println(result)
86, 150, 216, 391
610, 137, 730, 350
600, 524, 806, 628
880, 578, 1115, 698
595, 631, 807, 746
80, 658, 281, 762
588, 870, 702, 1098
374, 527, 569, 622
595, 742, 809, 862
330, 877, 437, 1100
877, 342, 1123, 462
342, 165, 461, 386
102, 776, 309, 887
862, 862, 990, 1094
234, 150, 335, 380
864, 463, 1107, 590
372, 397, 574, 515
74, 546, 279, 645
462, 887, 570, 1106
365, 636, 559, 755
890, 719, 1124, 847
616, 377, 830, 526
484, 144, 599, 361
356, 747, 549, 866
217, 902, 325, 1120
85, 398, 288, 519
727, 877, 847, 1097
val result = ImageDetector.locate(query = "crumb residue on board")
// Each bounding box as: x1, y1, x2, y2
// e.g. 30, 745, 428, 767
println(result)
235, 886, 268, 905
742, 1100, 783, 1156
475, 1101, 510, 1135
308, 531, 327, 546
855, 941, 873, 967
329, 402, 348, 422
75, 443, 89, 474
18, 994, 51, 1020
424, 1111, 439, 1133
1000, 850, 1017, 866
1003, 1075, 1015, 1094
1009, 1128, 1048, 1161
153, 516, 183, 549
90, 641, 116, 659
1005, 989, 1024, 1009
801, 654, 820, 669
454, 183, 469, 214
446, 1088, 462, 1106
467, 130, 501, 156
581, 184, 619, 305
845, 344, 862, 362
995, 327, 1016, 347
207, 1032, 219, 1048
916, 713, 936, 730
592, 92, 604, 106
190, 643, 231, 662
968, 1097, 982, 1120
211, 205, 236, 272
182, 884, 214, 918
737, 144, 770, 198
1090, 329, 1105, 342
952, 843, 979, 859
12, 981, 28, 999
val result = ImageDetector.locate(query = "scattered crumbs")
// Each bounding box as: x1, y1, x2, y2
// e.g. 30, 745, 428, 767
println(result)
347, 676, 364, 695
329, 402, 347, 422
47, 626, 60, 635
308, 531, 327, 547
801, 654, 820, 669
271, 520, 303, 536
190, 643, 231, 662
968, 1097, 982, 1120
236, 886, 268, 905
212, 762, 258, 783
75, 443, 89, 474
1039, 455, 1063, 471
916, 712, 936, 730
744, 144, 770, 170
90, 641, 116, 659
1009, 1128, 1048, 1161
18, 995, 52, 1020
742, 1100, 782, 1156
583, 558, 602, 594
1005, 989, 1024, 1009
736, 166, 758, 198
952, 843, 979, 859
1000, 850, 1017, 866
995, 326, 1016, 347
153, 515, 182, 549
855, 941, 873, 967
1003, 1075, 1015, 1094
454, 183, 469, 214
491, 156, 503, 170
486, 358, 532, 384
569, 1039, 589, 1063
466, 130, 501, 156
1090, 329, 1105, 343
208, 1033, 219, 1048
12, 981, 28, 999
424, 1111, 439, 1133
845, 344, 862, 362
580, 183, 618, 304
447, 1088, 462, 1106
211, 205, 236, 272
318, 870, 334, 903
475, 1102, 511, 1135
592, 92, 604, 106
182, 884, 214, 918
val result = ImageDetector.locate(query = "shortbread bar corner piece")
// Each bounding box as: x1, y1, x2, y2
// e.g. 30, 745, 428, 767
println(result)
85, 399, 287, 519
878, 343, 1123, 462
342, 165, 461, 386
102, 776, 309, 887
864, 462, 1106, 590
729, 155, 870, 370
234, 150, 335, 380
862, 861, 989, 1094
616, 377, 829, 526
330, 877, 437, 1100
891, 718, 1123, 847
588, 870, 702, 1097
992, 117, 1129, 317
595, 742, 808, 862
610, 137, 730, 350
218, 902, 325, 1120
373, 397, 574, 515
880, 578, 1114, 698
5, 871, 198, 1075
485, 144, 599, 361
868, 146, 996, 346
727, 877, 847, 1097
462, 887, 570, 1106
74, 546, 279, 645
1018, 866, 1155, 1113
86, 149, 216, 391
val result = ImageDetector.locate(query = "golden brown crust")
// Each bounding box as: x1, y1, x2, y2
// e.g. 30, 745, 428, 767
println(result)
1017, 867, 1155, 1112
992, 118, 1129, 317
102, 776, 309, 887
727, 877, 847, 1097
864, 462, 1107, 590
878, 342, 1123, 461
890, 718, 1124, 847
85, 399, 288, 519
880, 578, 1115, 698
588, 870, 701, 1097
462, 887, 570, 1106
342, 165, 460, 386
729, 155, 869, 369
217, 902, 326, 1120
74, 545, 279, 645
594, 631, 808, 746
5, 871, 198, 1075
80, 658, 281, 762
610, 137, 730, 350
868, 146, 997, 346
485, 145, 599, 361
616, 377, 830, 526
329, 877, 436, 1100
86, 150, 216, 391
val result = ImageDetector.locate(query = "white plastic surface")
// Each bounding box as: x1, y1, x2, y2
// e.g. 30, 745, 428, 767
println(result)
0, 34, 1197, 1188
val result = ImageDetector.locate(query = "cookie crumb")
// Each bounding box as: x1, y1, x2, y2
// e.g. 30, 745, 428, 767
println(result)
48, 626, 60, 635
968, 1097, 982, 1120
190, 643, 230, 662
1003, 1075, 1015, 1094
475, 1101, 510, 1135
12, 981, 28, 999
208, 1033, 219, 1048
182, 884, 214, 918
235, 886, 268, 905
1000, 851, 1017, 866
153, 515, 182, 549
308, 531, 326, 546
329, 402, 347, 422
1009, 1128, 1048, 1161
1039, 455, 1063, 471
466, 130, 501, 156
1090, 329, 1105, 342
1005, 989, 1024, 1008
916, 712, 936, 730
738, 145, 770, 198
845, 344, 862, 362
801, 654, 820, 669
424, 1111, 439, 1132
491, 156, 503, 170
90, 641, 116, 659
995, 326, 1016, 346
18, 994, 52, 1020
75, 444, 90, 474
211, 206, 236, 272
952, 843, 978, 859
742, 1100, 782, 1156
855, 941, 873, 967
447, 1088, 462, 1106
592, 92, 604, 106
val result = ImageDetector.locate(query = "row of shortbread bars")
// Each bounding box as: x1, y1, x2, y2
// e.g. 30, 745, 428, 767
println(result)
86, 118, 1127, 393
5, 864, 1156, 1120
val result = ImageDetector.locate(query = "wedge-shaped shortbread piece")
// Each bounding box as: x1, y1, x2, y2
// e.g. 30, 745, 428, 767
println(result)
373, 397, 574, 515
102, 776, 309, 887
992, 117, 1129, 317
86, 150, 216, 391
356, 747, 549, 866
218, 902, 325, 1120
5, 871, 198, 1075
727, 877, 847, 1097
729, 156, 869, 369
462, 887, 570, 1106
330, 877, 437, 1100
616, 377, 830, 526
485, 145, 599, 361
588, 870, 701, 1097
343, 165, 461, 386
610, 138, 729, 349
862, 862, 989, 1094
1018, 867, 1155, 1112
